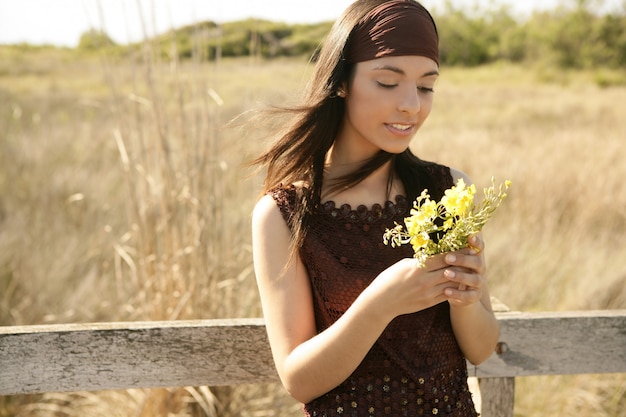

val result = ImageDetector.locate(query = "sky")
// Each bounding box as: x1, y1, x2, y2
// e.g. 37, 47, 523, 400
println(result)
0, 0, 623, 47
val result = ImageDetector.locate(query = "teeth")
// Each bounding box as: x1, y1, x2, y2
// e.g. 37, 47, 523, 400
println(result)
390, 124, 411, 131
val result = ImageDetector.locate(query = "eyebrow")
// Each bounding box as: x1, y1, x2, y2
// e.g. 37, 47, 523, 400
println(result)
372, 65, 439, 77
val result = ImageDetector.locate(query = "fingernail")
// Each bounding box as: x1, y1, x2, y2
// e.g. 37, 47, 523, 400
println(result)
445, 269, 455, 278
446, 254, 456, 263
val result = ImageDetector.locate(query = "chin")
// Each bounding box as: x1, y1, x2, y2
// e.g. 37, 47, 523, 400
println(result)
382, 144, 412, 155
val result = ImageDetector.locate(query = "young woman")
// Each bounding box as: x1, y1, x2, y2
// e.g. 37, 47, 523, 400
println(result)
251, 1, 499, 415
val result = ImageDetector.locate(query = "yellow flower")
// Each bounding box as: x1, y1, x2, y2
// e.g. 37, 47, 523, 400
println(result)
383, 178, 511, 267
405, 199, 437, 234
440, 178, 476, 218
410, 231, 430, 253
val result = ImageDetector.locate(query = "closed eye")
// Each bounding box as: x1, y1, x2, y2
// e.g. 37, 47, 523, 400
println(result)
418, 86, 435, 93
377, 81, 398, 89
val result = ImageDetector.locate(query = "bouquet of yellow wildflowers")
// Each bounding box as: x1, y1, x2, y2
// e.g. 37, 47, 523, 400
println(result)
383, 178, 511, 267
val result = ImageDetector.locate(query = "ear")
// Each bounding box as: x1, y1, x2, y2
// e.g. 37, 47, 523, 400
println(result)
337, 81, 348, 98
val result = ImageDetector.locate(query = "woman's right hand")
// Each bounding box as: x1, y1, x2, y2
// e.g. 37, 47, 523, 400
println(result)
364, 254, 458, 319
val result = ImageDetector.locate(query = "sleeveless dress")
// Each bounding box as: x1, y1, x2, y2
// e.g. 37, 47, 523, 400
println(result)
270, 163, 478, 417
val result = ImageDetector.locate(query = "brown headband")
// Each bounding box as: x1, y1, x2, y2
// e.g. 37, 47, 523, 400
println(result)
344, 1, 439, 65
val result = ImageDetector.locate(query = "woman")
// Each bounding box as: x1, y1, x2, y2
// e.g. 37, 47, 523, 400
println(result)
251, 1, 499, 415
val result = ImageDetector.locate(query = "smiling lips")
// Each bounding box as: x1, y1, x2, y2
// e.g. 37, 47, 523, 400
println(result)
386, 123, 415, 134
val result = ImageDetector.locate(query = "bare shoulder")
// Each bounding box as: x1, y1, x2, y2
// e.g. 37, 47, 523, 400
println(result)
449, 167, 474, 185
252, 193, 292, 242
252, 194, 281, 225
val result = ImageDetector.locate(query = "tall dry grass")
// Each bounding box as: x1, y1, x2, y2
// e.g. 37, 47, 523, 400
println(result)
0, 40, 302, 416
1, 43, 625, 417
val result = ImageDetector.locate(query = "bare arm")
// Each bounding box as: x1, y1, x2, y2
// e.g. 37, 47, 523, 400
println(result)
444, 238, 500, 364
252, 195, 389, 403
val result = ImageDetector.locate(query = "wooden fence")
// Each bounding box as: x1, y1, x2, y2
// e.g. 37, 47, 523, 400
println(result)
1, 307, 625, 417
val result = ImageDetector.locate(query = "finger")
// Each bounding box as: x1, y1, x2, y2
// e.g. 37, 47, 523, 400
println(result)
437, 280, 463, 294
423, 252, 449, 271
444, 268, 481, 289
445, 252, 485, 275
444, 287, 480, 305
467, 235, 484, 254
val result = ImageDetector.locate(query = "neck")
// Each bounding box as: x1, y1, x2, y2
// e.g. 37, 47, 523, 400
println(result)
325, 143, 388, 176
322, 158, 402, 206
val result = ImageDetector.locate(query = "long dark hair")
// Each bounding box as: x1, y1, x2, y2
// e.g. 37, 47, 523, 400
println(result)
251, 0, 437, 251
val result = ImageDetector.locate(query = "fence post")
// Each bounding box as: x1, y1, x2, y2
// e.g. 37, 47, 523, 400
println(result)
476, 297, 515, 417
478, 377, 515, 417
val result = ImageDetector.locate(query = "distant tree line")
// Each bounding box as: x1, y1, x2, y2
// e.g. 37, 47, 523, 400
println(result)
79, 2, 626, 69
434, 2, 626, 69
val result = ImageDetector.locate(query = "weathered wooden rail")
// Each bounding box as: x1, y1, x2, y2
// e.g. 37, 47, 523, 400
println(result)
1, 309, 625, 417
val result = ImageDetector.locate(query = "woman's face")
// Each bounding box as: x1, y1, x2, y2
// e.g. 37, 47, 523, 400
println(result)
336, 55, 439, 161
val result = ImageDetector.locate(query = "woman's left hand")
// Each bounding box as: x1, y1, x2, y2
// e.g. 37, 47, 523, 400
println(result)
441, 234, 486, 307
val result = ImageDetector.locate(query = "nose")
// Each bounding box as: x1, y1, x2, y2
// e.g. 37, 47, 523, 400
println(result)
397, 86, 420, 114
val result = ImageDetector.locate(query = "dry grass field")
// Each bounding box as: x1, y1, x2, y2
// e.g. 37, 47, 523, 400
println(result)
0, 44, 625, 416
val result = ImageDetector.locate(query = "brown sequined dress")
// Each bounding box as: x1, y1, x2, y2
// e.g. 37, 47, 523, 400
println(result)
270, 163, 478, 417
